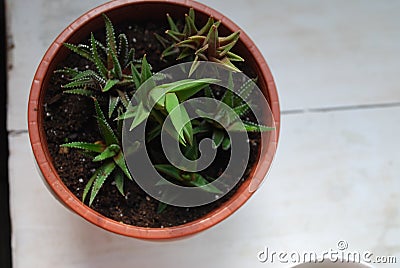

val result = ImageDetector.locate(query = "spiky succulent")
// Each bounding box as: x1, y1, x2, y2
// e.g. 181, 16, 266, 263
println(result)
56, 14, 143, 118
194, 73, 274, 150
157, 8, 244, 75
61, 99, 133, 206
121, 78, 219, 146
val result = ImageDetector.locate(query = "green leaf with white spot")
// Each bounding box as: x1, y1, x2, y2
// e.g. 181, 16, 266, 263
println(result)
212, 129, 224, 148
63, 89, 94, 97
94, 98, 119, 146
89, 161, 116, 206
103, 79, 119, 92
91, 33, 108, 79
93, 144, 120, 162
64, 43, 94, 62
114, 169, 125, 196
113, 151, 132, 180
61, 142, 104, 153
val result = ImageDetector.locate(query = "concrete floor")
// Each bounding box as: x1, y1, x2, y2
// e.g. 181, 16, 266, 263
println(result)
7, 0, 400, 267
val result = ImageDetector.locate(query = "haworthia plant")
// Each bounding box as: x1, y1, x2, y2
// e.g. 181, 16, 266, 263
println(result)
61, 98, 133, 206
157, 8, 244, 75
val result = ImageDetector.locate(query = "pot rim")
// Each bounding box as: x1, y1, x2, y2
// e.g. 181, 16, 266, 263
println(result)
28, 0, 280, 240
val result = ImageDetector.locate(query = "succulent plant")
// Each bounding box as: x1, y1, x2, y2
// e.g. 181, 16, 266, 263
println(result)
56, 14, 145, 118
194, 73, 274, 150
157, 8, 244, 75
61, 98, 133, 206
122, 78, 219, 146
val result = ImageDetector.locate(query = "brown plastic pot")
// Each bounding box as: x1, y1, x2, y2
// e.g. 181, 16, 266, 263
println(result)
28, 0, 280, 240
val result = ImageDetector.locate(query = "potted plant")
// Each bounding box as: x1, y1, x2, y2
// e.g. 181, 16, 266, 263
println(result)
28, 0, 280, 240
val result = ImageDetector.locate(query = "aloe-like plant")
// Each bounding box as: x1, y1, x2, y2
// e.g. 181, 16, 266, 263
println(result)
194, 74, 274, 150
123, 78, 219, 145
157, 8, 244, 75
56, 14, 145, 118
61, 99, 133, 206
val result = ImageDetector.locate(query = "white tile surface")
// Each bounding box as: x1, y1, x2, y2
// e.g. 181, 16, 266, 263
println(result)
7, 0, 400, 267
7, 0, 400, 130
201, 0, 400, 111
9, 107, 400, 268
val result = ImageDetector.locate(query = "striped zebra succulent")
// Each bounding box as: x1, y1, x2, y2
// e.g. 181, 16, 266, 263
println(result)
56, 14, 151, 118
60, 98, 134, 206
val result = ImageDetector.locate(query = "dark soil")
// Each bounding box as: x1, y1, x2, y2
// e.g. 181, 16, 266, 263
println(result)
43, 20, 261, 227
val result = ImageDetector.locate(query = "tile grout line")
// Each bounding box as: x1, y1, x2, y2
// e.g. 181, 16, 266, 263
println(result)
281, 102, 400, 115
7, 102, 400, 137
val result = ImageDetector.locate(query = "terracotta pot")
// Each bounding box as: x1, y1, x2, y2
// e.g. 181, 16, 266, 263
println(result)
28, 0, 280, 240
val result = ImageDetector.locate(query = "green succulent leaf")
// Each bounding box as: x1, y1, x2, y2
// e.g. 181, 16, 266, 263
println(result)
108, 95, 119, 118
243, 121, 275, 132
117, 89, 130, 109
116, 105, 137, 120
238, 78, 256, 102
89, 161, 116, 206
114, 169, 125, 196
226, 51, 244, 62
166, 30, 185, 42
204, 86, 215, 98
93, 144, 120, 162
189, 55, 201, 77
110, 48, 122, 79
185, 13, 198, 36
140, 55, 154, 86
62, 78, 94, 89
207, 25, 218, 57
154, 164, 181, 180
189, 173, 223, 194
94, 98, 119, 146
117, 33, 129, 67
233, 102, 250, 117
157, 202, 168, 214
155, 165, 222, 194
61, 142, 104, 153
176, 47, 192, 60
162, 45, 179, 59
229, 120, 275, 132
188, 8, 196, 22
103, 79, 119, 92
183, 136, 198, 161
154, 33, 169, 49
193, 124, 211, 135
129, 102, 149, 131
221, 73, 234, 107
113, 151, 133, 180
64, 43, 94, 62
221, 136, 231, 150
91, 33, 108, 79
219, 31, 240, 46
165, 92, 192, 145
54, 67, 80, 77
212, 129, 224, 148
63, 89, 94, 97
166, 78, 219, 99
82, 169, 98, 203
166, 13, 179, 32
197, 17, 214, 36
130, 62, 141, 89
